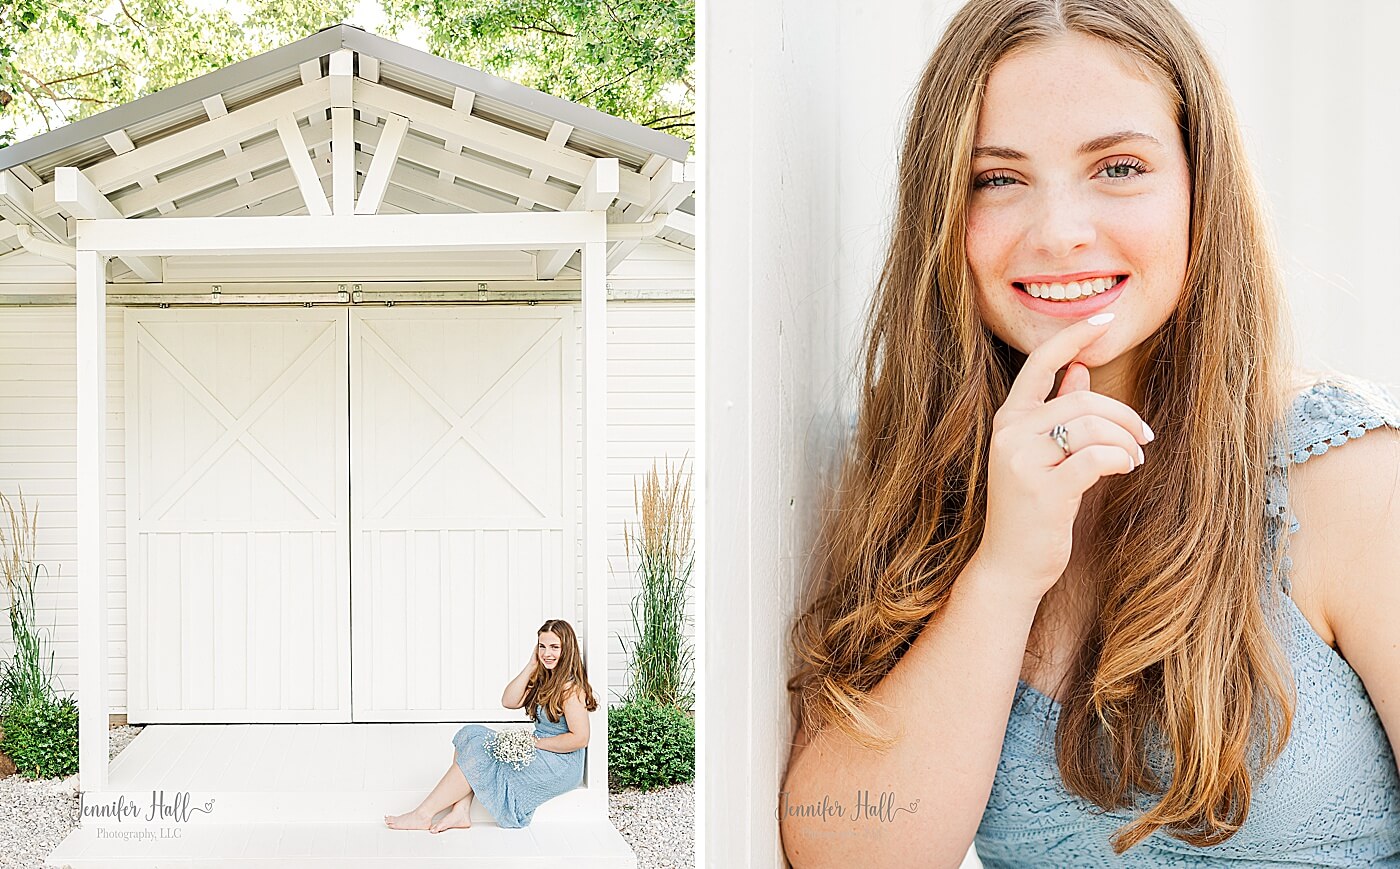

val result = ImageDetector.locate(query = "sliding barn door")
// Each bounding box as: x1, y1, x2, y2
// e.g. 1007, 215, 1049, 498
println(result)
349, 307, 576, 721
126, 310, 350, 723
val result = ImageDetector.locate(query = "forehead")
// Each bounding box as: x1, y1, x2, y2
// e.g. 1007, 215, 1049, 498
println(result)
976, 32, 1177, 150
539, 632, 562, 644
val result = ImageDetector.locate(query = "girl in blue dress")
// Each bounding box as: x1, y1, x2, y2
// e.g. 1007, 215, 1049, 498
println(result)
385, 618, 597, 832
780, 0, 1400, 865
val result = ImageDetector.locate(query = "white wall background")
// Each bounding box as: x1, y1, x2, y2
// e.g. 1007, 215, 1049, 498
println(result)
703, 1, 1400, 867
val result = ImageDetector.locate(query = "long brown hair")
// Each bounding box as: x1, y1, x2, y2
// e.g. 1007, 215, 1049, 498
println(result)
522, 619, 599, 723
787, 0, 1299, 853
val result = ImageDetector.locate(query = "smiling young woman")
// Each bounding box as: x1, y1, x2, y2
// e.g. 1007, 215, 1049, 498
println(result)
777, 0, 1400, 867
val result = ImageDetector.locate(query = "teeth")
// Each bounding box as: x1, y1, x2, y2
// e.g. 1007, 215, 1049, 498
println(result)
1021, 276, 1121, 300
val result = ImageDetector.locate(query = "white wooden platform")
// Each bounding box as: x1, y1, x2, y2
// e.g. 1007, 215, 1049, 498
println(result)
45, 724, 636, 868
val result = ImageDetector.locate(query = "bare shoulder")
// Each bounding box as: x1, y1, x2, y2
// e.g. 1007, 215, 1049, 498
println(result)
562, 681, 589, 707
1286, 413, 1400, 647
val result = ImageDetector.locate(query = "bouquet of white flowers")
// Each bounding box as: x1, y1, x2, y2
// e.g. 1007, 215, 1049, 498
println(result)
486, 727, 537, 771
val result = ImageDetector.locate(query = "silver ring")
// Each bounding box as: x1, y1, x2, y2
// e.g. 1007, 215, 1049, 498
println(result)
1049, 423, 1071, 457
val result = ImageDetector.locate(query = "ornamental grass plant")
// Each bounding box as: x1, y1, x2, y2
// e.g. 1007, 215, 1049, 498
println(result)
0, 490, 53, 718
621, 457, 695, 713
0, 490, 76, 780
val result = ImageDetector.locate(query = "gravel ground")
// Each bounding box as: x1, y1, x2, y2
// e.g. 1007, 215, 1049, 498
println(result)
0, 724, 141, 869
609, 782, 696, 869
1, 726, 694, 869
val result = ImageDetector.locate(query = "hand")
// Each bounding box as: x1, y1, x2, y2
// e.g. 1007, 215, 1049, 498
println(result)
974, 315, 1154, 602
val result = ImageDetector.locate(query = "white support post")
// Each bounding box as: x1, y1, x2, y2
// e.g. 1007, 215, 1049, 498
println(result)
355, 113, 408, 215
276, 114, 332, 216
536, 158, 619, 280
76, 248, 109, 791
580, 239, 608, 812
54, 168, 162, 281
330, 49, 355, 216
331, 107, 355, 215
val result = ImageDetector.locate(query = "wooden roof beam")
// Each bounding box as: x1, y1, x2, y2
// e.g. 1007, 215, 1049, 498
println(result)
354, 79, 651, 206
665, 209, 695, 236
607, 158, 695, 272
384, 157, 532, 215
103, 129, 175, 215
202, 95, 255, 185
437, 88, 475, 186
0, 169, 69, 246
85, 78, 330, 193
389, 124, 572, 211
275, 114, 332, 217
109, 118, 332, 216
330, 48, 355, 215
359, 54, 380, 83
536, 157, 618, 280
78, 211, 604, 256
355, 113, 408, 215
518, 121, 573, 209
53, 167, 162, 281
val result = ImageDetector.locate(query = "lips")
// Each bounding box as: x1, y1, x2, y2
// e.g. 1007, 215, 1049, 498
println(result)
1010, 275, 1128, 319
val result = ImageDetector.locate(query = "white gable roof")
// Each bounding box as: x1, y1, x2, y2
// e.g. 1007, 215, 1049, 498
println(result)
0, 23, 694, 275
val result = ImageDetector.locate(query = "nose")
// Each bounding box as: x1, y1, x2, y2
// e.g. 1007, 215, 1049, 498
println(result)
1025, 182, 1096, 259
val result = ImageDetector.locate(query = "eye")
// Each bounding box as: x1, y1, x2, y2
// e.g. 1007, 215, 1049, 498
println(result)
972, 171, 1019, 190
1097, 157, 1148, 181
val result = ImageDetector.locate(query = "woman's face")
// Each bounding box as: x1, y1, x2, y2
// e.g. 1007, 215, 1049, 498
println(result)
966, 32, 1192, 392
537, 631, 563, 669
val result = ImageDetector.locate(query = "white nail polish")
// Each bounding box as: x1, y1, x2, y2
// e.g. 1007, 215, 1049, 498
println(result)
1087, 313, 1115, 326
1143, 421, 1155, 442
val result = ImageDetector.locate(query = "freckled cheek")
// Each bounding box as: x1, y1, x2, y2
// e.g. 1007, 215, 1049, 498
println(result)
964, 206, 1019, 286
1104, 197, 1191, 279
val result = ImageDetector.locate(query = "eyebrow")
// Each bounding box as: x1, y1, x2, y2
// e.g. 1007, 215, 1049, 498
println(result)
972, 130, 1164, 161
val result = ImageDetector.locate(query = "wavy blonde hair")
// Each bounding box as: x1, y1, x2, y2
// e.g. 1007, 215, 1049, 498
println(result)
787, 0, 1300, 853
523, 619, 599, 723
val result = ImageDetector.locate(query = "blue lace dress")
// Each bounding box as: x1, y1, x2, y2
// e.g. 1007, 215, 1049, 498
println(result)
451, 703, 585, 828
974, 377, 1400, 866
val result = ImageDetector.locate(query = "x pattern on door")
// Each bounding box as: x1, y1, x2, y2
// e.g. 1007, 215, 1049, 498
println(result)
137, 323, 339, 521
355, 319, 565, 522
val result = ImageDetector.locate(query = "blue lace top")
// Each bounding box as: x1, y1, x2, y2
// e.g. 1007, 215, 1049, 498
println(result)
974, 377, 1400, 867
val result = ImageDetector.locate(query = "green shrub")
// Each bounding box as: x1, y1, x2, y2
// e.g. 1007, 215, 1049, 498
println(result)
608, 698, 695, 791
1, 692, 78, 779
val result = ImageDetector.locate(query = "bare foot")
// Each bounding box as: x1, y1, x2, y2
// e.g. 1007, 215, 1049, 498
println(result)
383, 809, 434, 830
430, 799, 473, 834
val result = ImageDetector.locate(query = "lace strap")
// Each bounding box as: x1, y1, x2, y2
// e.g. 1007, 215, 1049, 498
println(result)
1264, 376, 1400, 594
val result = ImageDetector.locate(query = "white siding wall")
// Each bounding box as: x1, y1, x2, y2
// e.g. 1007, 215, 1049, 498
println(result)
0, 299, 693, 714
0, 309, 128, 709
601, 301, 696, 703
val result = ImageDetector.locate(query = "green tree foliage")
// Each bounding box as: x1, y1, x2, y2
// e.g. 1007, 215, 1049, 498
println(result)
0, 0, 54, 145
0, 0, 694, 149
379, 0, 694, 140
0, 0, 356, 146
